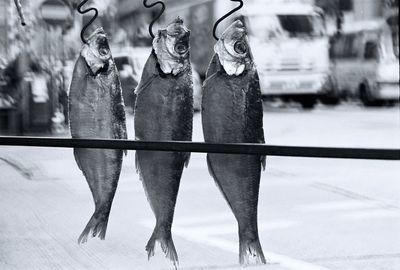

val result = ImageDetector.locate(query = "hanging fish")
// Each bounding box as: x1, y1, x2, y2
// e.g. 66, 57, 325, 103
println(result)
134, 17, 193, 266
69, 28, 127, 244
202, 20, 266, 265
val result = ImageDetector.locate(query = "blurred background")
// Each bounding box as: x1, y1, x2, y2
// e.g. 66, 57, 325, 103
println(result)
0, 0, 398, 135
0, 2, 399, 270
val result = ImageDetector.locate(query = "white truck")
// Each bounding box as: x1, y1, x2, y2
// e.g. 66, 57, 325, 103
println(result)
164, 0, 331, 108
243, 0, 331, 108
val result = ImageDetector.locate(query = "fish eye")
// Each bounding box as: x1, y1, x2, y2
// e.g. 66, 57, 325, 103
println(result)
175, 42, 188, 54
234, 41, 247, 55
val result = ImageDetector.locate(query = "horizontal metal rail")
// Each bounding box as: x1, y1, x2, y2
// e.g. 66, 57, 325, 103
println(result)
0, 136, 399, 160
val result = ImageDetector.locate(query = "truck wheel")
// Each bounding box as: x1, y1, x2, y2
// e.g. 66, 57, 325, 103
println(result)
320, 77, 340, 106
360, 84, 382, 107
299, 97, 317, 109
320, 96, 340, 106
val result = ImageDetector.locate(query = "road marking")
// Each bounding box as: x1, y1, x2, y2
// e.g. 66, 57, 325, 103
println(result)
174, 220, 297, 236
140, 214, 331, 270
307, 253, 400, 262
311, 183, 400, 210
179, 235, 332, 270
297, 200, 380, 212
0, 154, 36, 180
173, 212, 234, 226
338, 209, 400, 220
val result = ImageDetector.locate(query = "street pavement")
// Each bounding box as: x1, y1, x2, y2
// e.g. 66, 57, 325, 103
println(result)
0, 104, 399, 270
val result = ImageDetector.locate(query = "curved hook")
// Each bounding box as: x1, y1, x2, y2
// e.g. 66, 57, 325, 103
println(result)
143, 0, 166, 39
14, 0, 26, 26
77, 0, 98, 44
213, 0, 243, 41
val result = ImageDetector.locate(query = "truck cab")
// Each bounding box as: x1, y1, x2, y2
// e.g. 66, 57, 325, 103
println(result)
243, 1, 330, 108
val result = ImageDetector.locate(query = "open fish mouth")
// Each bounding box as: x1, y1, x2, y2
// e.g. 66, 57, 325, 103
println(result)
222, 21, 249, 59
81, 28, 113, 75
97, 37, 110, 57
94, 36, 112, 60
86, 28, 112, 61
174, 42, 188, 55
214, 20, 253, 76
165, 37, 190, 59
171, 36, 190, 57
153, 17, 191, 75
165, 19, 191, 59
232, 39, 248, 55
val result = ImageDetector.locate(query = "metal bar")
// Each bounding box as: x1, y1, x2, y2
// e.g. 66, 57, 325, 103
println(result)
0, 136, 399, 160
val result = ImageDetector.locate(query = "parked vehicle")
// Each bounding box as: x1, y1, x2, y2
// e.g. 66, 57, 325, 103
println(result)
244, 1, 331, 109
329, 17, 399, 106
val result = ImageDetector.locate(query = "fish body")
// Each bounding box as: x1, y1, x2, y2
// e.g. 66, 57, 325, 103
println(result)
69, 28, 127, 244
134, 18, 193, 266
202, 20, 266, 265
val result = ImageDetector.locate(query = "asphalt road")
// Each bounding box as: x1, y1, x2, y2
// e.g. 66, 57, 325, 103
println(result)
0, 104, 399, 270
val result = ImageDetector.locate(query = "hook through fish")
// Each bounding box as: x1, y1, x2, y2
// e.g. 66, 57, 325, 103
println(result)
143, 0, 166, 39
77, 0, 99, 44
14, 0, 26, 26
213, 0, 244, 41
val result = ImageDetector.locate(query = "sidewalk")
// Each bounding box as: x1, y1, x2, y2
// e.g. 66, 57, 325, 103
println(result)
0, 151, 300, 270
1, 108, 399, 270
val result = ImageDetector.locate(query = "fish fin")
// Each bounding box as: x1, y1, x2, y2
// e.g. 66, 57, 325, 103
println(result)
135, 74, 157, 96
246, 70, 265, 142
78, 212, 109, 244
135, 154, 158, 216
73, 149, 83, 172
206, 155, 234, 211
135, 52, 159, 96
135, 152, 148, 195
261, 155, 266, 171
111, 74, 128, 155
112, 102, 128, 140
135, 152, 141, 176
239, 238, 267, 265
145, 229, 179, 268
184, 153, 191, 168
205, 53, 220, 78
203, 54, 222, 88
245, 69, 266, 170
206, 155, 217, 182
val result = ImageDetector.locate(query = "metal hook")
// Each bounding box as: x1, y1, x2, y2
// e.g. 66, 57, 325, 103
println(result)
14, 0, 26, 26
213, 0, 243, 41
143, 0, 166, 39
77, 0, 99, 44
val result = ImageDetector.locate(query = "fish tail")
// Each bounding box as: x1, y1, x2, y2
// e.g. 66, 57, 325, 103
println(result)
135, 152, 140, 174
145, 228, 179, 268
77, 212, 109, 244
239, 237, 267, 265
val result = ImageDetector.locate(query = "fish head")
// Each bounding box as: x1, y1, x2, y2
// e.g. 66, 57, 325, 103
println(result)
214, 20, 253, 76
153, 17, 191, 76
81, 28, 113, 75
